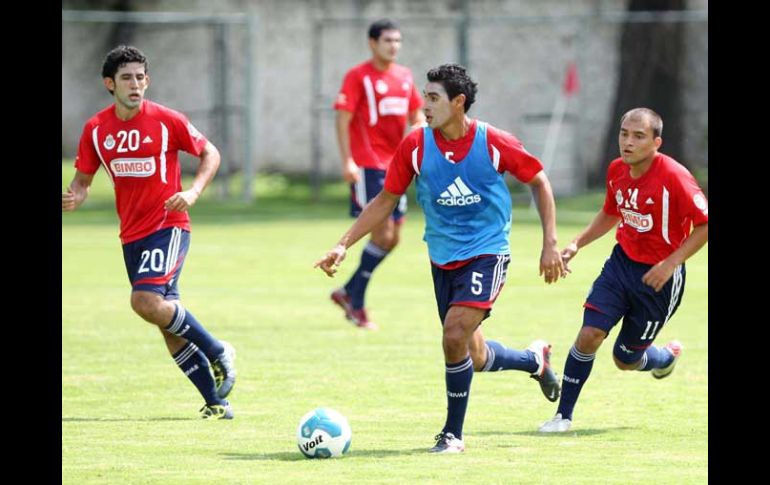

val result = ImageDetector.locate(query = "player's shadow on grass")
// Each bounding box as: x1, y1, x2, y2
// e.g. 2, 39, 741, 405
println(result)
502, 426, 634, 437
223, 448, 426, 461
62, 417, 190, 422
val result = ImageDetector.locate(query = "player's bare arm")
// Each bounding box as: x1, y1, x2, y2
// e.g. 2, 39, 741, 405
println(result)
643, 222, 708, 292
527, 171, 564, 283
335, 110, 360, 184
164, 141, 221, 212
62, 170, 95, 212
315, 190, 401, 277
561, 210, 621, 271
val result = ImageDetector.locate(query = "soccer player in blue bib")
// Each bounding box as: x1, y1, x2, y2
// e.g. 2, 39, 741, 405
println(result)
316, 64, 566, 453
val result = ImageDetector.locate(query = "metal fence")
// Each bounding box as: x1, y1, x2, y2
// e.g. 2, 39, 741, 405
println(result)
63, 5, 707, 202
311, 9, 708, 199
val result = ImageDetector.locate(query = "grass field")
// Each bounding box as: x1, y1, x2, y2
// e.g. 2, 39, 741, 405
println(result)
62, 165, 707, 484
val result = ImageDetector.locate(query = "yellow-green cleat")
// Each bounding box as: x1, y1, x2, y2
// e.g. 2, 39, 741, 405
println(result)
200, 401, 234, 420
212, 341, 237, 398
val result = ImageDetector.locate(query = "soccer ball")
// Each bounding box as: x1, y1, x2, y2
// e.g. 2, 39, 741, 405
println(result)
297, 407, 352, 459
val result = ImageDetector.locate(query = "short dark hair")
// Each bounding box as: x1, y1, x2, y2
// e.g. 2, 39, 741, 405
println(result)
426, 63, 478, 112
101, 45, 148, 94
368, 19, 399, 40
621, 107, 663, 138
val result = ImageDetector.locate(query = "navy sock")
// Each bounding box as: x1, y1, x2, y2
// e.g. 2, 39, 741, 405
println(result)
172, 342, 223, 405
344, 241, 388, 310
480, 340, 538, 373
638, 345, 673, 371
557, 345, 595, 421
165, 302, 224, 362
442, 355, 474, 439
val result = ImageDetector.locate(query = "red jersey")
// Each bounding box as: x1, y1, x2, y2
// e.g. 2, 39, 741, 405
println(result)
384, 119, 543, 195
75, 100, 208, 244
334, 61, 423, 170
603, 153, 709, 265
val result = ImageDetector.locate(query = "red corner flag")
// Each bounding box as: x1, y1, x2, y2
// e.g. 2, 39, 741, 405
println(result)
563, 62, 579, 96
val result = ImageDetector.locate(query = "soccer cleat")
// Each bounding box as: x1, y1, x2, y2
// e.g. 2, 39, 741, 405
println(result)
350, 308, 379, 330
200, 401, 234, 420
212, 341, 237, 398
330, 288, 356, 321
527, 339, 561, 402
652, 340, 683, 380
538, 413, 572, 433
429, 431, 465, 453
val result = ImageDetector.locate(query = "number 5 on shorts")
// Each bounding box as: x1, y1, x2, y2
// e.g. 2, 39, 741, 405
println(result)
471, 271, 483, 295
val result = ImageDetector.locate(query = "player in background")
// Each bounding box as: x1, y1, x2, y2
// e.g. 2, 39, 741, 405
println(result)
330, 19, 425, 330
538, 108, 709, 433
317, 64, 565, 453
62, 45, 237, 419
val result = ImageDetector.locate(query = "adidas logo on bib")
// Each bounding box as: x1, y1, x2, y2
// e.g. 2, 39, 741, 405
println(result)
437, 177, 481, 206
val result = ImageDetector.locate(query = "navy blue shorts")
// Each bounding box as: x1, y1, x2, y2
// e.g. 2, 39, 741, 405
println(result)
583, 244, 686, 358
122, 226, 190, 300
350, 168, 406, 222
431, 254, 511, 324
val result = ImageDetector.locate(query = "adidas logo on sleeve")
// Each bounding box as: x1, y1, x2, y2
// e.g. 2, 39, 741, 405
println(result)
437, 177, 481, 206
